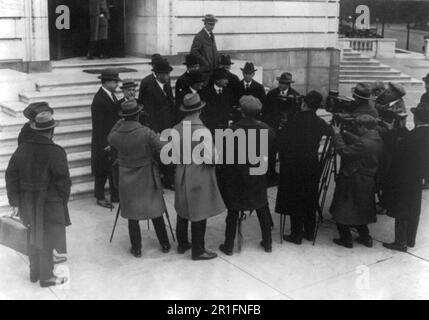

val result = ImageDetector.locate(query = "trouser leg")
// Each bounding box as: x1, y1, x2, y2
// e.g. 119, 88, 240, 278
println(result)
256, 207, 272, 247
304, 209, 316, 239
176, 215, 189, 248
28, 244, 39, 280
356, 225, 371, 240
39, 245, 54, 282
128, 220, 142, 250
336, 224, 352, 243
94, 174, 107, 200
108, 172, 119, 201
224, 210, 239, 250
152, 216, 170, 247
395, 219, 408, 247
268, 147, 278, 175
290, 215, 304, 238
191, 220, 207, 257
407, 215, 420, 247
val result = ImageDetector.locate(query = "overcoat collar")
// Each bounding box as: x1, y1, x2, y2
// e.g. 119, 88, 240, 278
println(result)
27, 134, 55, 146
117, 121, 143, 133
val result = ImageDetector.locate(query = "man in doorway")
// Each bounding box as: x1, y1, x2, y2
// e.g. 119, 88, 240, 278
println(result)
88, 0, 110, 59
191, 14, 219, 73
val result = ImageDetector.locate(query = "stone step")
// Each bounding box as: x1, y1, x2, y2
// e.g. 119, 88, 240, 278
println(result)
0, 111, 91, 132
340, 61, 381, 66
340, 79, 424, 90
1, 100, 92, 117
340, 65, 391, 71
341, 56, 372, 62
51, 57, 151, 69
340, 70, 402, 76
340, 74, 412, 81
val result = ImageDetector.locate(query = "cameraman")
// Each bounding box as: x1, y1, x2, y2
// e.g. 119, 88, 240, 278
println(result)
330, 115, 384, 249
350, 83, 379, 119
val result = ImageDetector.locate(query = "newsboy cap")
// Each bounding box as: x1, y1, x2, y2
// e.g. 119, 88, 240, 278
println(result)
240, 95, 262, 117
23, 102, 53, 121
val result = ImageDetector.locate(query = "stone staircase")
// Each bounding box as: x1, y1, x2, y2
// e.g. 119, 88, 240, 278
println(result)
0, 57, 260, 214
340, 49, 424, 93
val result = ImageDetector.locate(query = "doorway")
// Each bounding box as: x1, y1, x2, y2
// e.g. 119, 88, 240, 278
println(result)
48, 0, 125, 60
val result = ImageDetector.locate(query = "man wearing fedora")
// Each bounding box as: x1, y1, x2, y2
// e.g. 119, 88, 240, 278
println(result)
175, 70, 206, 123
138, 59, 175, 189
6, 112, 71, 288
118, 79, 148, 125
383, 102, 429, 252
263, 72, 301, 182
191, 14, 219, 72
18, 102, 54, 146
108, 100, 171, 257
91, 69, 121, 209
218, 55, 241, 102
172, 93, 225, 260
175, 54, 200, 101
200, 68, 239, 133
351, 83, 379, 119
138, 54, 164, 97
237, 62, 266, 107
375, 82, 407, 126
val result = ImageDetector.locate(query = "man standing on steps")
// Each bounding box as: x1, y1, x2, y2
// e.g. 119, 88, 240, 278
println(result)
191, 14, 219, 73
91, 69, 121, 209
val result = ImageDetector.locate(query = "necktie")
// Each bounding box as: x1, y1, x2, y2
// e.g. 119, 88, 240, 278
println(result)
111, 92, 118, 103
245, 82, 250, 90
210, 32, 215, 43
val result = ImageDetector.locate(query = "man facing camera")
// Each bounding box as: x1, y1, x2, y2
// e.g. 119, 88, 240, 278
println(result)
191, 14, 219, 72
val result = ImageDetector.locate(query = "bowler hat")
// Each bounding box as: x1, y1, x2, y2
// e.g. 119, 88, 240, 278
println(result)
118, 99, 142, 117
152, 59, 173, 73
180, 93, 206, 112
30, 111, 59, 131
388, 82, 406, 98
188, 71, 205, 85
120, 79, 138, 90
183, 54, 199, 67
422, 73, 429, 83
277, 72, 295, 84
212, 68, 228, 81
219, 55, 234, 66
23, 102, 54, 121
98, 68, 121, 82
202, 14, 218, 23
352, 83, 372, 100
241, 62, 257, 74
304, 91, 323, 110
411, 102, 429, 123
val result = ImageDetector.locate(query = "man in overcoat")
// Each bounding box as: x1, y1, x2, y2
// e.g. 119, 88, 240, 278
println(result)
383, 103, 429, 252
18, 102, 53, 146
175, 70, 206, 123
236, 62, 266, 108
171, 93, 226, 261
330, 115, 384, 249
190, 14, 219, 72
91, 69, 121, 208
137, 59, 175, 189
275, 91, 333, 244
175, 54, 200, 102
108, 100, 170, 258
262, 72, 301, 182
88, 0, 110, 59
420, 75, 429, 189
218, 55, 241, 103
6, 112, 71, 288
351, 83, 379, 119
218, 96, 275, 255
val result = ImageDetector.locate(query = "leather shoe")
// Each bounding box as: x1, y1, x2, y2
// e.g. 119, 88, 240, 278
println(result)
192, 250, 218, 261
333, 238, 353, 249
260, 241, 272, 253
30, 271, 39, 283
219, 244, 233, 256
130, 247, 142, 258
97, 199, 113, 209
356, 237, 373, 248
383, 242, 407, 253
40, 276, 68, 288
283, 234, 302, 245
53, 255, 67, 265
161, 244, 171, 254
177, 243, 192, 254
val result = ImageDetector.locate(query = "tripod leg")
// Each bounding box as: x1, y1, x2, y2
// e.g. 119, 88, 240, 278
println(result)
110, 205, 121, 243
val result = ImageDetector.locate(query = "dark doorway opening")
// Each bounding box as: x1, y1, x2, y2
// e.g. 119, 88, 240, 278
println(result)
48, 0, 125, 61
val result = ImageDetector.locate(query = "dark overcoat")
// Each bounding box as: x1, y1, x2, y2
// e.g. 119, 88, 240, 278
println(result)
175, 71, 192, 102
91, 87, 120, 176
236, 80, 267, 107
5, 135, 71, 253
262, 87, 301, 131
137, 74, 175, 133
420, 92, 429, 104
190, 29, 219, 71
330, 130, 384, 226
17, 123, 36, 146
89, 0, 110, 41
108, 120, 166, 220
352, 102, 379, 119
200, 85, 240, 132
226, 71, 241, 104
384, 126, 429, 220
218, 118, 276, 211
275, 111, 332, 215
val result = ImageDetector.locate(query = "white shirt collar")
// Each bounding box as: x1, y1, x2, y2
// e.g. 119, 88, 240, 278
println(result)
190, 86, 198, 94
155, 77, 165, 92
102, 86, 115, 101
389, 99, 401, 107
214, 84, 222, 93
244, 80, 253, 87
280, 88, 289, 96
204, 28, 212, 36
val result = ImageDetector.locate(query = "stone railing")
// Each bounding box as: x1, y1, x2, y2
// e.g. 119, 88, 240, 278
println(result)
339, 38, 397, 58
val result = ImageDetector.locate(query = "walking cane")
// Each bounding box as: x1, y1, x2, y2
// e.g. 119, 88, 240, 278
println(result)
162, 194, 176, 242
110, 204, 121, 243
236, 211, 247, 253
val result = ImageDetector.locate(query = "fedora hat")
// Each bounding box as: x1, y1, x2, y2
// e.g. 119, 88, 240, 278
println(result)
23, 102, 53, 121
277, 72, 295, 84
118, 99, 142, 117
183, 54, 199, 67
202, 14, 218, 23
30, 111, 59, 131
120, 79, 138, 90
388, 82, 406, 98
212, 68, 228, 81
422, 73, 429, 83
98, 68, 121, 82
150, 53, 163, 66
411, 102, 429, 123
152, 59, 173, 73
241, 62, 257, 74
188, 70, 205, 85
219, 55, 234, 66
352, 83, 372, 100
304, 91, 323, 110
180, 93, 206, 112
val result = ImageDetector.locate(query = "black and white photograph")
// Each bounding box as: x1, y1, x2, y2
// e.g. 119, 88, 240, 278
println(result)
0, 0, 429, 304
